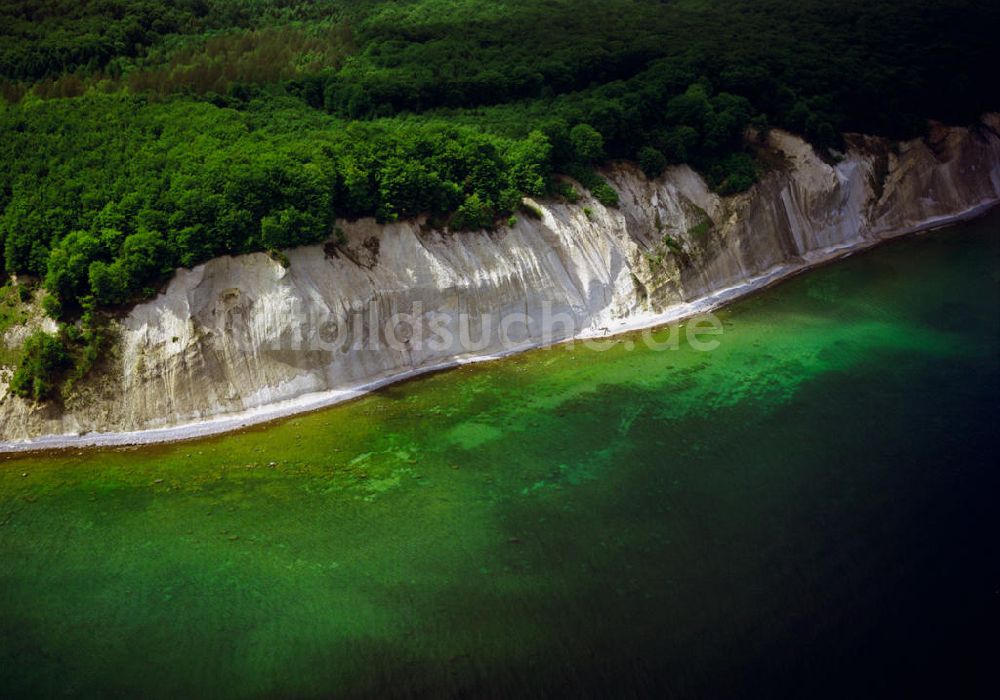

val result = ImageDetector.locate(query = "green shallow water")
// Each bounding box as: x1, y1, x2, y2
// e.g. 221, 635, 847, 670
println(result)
2, 212, 999, 698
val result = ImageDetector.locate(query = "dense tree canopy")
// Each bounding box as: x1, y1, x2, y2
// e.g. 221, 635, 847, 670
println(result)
0, 95, 555, 312
0, 0, 997, 399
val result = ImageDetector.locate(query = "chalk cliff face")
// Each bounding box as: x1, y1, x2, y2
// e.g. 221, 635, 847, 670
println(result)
2, 117, 1000, 443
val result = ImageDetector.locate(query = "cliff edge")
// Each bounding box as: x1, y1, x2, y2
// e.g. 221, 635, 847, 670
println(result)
2, 117, 999, 446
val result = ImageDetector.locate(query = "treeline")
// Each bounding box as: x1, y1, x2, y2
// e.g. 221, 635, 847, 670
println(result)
448, 68, 763, 194
303, 0, 998, 142
1, 0, 998, 400
0, 94, 558, 317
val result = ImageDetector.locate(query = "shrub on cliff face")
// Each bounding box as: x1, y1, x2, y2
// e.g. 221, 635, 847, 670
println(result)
520, 201, 544, 220
450, 193, 495, 231
564, 165, 619, 208
638, 147, 668, 179
555, 181, 580, 203
711, 153, 758, 195
9, 330, 71, 402
591, 182, 619, 208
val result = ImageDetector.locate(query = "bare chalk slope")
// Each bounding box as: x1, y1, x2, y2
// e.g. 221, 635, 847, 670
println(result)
2, 118, 999, 448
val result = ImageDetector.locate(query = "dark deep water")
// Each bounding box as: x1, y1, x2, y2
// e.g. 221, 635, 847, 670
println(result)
2, 211, 999, 698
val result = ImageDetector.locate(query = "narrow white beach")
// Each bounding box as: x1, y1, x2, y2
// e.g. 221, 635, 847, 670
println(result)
2, 199, 996, 454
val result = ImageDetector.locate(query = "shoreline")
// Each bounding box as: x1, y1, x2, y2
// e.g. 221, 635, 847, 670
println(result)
2, 198, 997, 455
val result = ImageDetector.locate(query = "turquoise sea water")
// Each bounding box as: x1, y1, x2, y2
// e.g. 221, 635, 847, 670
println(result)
2, 211, 999, 698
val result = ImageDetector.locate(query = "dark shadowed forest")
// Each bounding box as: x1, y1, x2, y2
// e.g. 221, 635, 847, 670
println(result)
1, 0, 997, 398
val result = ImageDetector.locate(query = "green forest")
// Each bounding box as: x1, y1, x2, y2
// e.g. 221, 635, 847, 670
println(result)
1, 0, 998, 399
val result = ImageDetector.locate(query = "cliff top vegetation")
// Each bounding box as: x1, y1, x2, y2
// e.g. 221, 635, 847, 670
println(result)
0, 0, 997, 399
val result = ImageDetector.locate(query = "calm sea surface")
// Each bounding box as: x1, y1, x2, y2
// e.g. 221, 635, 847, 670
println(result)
2, 211, 998, 698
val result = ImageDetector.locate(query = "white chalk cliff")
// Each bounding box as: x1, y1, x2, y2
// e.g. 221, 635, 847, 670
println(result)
2, 117, 1000, 447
